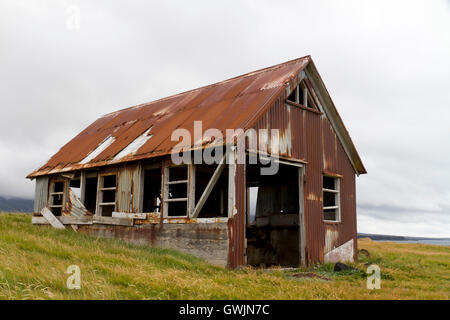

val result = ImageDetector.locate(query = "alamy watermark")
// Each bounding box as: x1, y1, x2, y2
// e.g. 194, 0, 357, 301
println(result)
171, 121, 281, 175
66, 5, 81, 30
366, 264, 381, 290
66, 265, 81, 290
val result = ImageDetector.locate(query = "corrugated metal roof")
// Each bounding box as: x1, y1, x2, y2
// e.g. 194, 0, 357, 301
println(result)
28, 56, 311, 178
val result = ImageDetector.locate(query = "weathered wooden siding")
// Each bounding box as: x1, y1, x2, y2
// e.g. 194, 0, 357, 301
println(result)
33, 176, 49, 214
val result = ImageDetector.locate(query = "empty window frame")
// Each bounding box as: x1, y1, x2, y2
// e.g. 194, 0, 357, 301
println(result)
48, 180, 66, 216
287, 82, 305, 106
96, 173, 117, 217
323, 176, 340, 222
69, 176, 82, 199
163, 165, 189, 217
286, 80, 320, 111
195, 164, 228, 218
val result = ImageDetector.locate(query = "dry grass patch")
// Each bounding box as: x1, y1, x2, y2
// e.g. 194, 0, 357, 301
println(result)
0, 213, 448, 300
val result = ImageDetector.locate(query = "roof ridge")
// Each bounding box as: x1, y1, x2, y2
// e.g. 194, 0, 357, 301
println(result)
101, 55, 311, 118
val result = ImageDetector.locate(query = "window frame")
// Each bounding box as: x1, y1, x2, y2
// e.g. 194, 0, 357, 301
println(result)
96, 172, 117, 216
48, 179, 67, 216
322, 175, 341, 222
162, 164, 190, 218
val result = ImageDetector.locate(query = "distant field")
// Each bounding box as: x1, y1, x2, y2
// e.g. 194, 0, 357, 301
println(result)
0, 213, 448, 300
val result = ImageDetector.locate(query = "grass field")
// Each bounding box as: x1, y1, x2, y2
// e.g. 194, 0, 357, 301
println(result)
0, 213, 448, 300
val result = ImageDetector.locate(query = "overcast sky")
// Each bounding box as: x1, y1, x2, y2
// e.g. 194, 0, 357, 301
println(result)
1, 0, 449, 237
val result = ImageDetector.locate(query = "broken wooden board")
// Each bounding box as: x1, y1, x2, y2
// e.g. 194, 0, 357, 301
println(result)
93, 216, 134, 226
112, 212, 147, 220
41, 207, 65, 229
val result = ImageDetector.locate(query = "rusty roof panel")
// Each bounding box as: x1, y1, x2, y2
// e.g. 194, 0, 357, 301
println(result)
28, 56, 311, 178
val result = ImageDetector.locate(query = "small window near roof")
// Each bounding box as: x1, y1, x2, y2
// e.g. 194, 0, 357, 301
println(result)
287, 83, 305, 105
322, 176, 340, 222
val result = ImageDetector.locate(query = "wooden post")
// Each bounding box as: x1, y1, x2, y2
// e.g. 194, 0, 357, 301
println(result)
298, 166, 306, 265
188, 163, 196, 217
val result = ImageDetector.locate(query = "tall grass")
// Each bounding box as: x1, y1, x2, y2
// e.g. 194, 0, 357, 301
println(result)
0, 213, 448, 300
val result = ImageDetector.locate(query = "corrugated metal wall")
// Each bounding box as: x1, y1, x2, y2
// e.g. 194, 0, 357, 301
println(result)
117, 162, 142, 213
33, 176, 49, 214
250, 98, 357, 265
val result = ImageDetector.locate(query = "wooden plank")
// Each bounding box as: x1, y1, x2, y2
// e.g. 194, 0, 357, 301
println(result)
188, 164, 196, 217
41, 207, 65, 229
93, 216, 134, 226
191, 155, 226, 218
228, 147, 236, 218
60, 216, 93, 225
32, 217, 49, 225
80, 171, 86, 204
32, 216, 93, 225
112, 212, 147, 220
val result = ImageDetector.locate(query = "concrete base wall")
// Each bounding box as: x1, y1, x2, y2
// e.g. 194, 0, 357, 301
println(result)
78, 222, 229, 267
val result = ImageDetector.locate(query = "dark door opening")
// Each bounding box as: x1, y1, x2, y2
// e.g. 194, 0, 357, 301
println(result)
246, 159, 303, 267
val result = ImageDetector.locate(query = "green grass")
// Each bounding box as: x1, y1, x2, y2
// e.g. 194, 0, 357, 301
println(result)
0, 213, 449, 299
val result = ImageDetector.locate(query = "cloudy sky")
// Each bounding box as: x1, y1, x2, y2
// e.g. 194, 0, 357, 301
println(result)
1, 0, 449, 237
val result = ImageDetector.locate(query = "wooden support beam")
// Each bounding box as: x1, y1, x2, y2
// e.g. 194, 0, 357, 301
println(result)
298, 167, 306, 266
191, 155, 226, 218
93, 216, 134, 226
112, 212, 147, 220
228, 147, 236, 218
80, 171, 86, 205
188, 164, 196, 217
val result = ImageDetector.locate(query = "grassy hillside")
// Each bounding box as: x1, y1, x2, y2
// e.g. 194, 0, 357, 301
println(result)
0, 213, 448, 300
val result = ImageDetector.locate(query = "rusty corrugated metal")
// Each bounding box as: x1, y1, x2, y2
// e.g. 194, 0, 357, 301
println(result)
29, 55, 363, 267
117, 162, 142, 212
228, 161, 246, 268
249, 90, 358, 265
27, 57, 311, 178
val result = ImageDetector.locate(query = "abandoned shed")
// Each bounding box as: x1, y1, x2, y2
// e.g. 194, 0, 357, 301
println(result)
27, 56, 366, 268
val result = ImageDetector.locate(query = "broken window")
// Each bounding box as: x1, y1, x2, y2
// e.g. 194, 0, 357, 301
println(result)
163, 165, 188, 217
286, 82, 305, 106
143, 168, 162, 213
48, 180, 66, 216
323, 176, 340, 222
195, 164, 228, 218
97, 174, 117, 217
84, 174, 98, 214
286, 80, 321, 112
69, 177, 81, 199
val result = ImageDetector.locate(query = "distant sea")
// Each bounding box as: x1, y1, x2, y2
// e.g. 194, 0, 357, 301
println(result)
358, 233, 450, 247
375, 239, 450, 246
